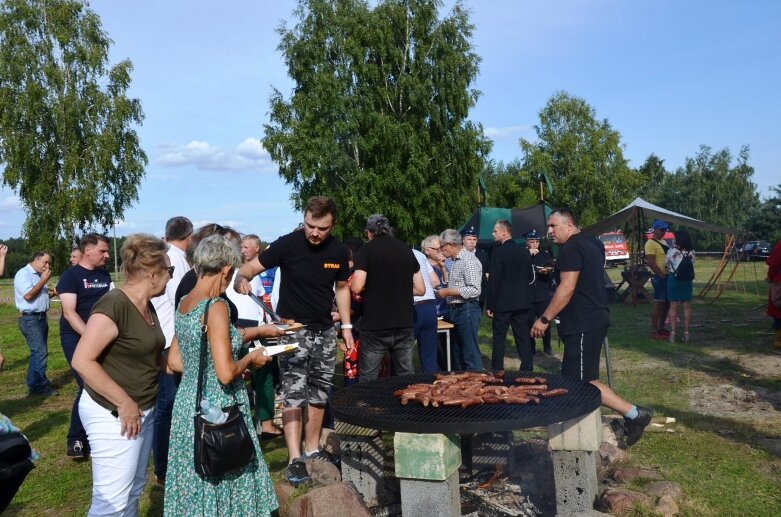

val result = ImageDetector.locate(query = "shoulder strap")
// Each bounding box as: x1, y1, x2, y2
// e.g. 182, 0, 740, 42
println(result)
194, 299, 213, 415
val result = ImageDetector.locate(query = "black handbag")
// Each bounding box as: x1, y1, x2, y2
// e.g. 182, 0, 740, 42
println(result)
193, 299, 256, 479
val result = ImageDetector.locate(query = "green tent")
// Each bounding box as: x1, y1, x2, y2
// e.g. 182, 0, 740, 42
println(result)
458, 202, 553, 245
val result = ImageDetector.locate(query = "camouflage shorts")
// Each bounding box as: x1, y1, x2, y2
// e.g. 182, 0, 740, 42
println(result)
278, 328, 337, 408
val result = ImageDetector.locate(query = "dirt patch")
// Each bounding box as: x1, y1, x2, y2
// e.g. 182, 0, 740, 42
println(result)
689, 384, 781, 418
707, 348, 781, 378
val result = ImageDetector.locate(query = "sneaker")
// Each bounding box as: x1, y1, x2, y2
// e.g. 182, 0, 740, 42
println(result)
624, 406, 654, 447
285, 460, 311, 487
304, 449, 341, 469
543, 349, 555, 357
67, 440, 87, 459
28, 386, 59, 397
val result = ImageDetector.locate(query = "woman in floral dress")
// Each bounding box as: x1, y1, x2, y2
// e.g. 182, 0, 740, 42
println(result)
164, 235, 278, 516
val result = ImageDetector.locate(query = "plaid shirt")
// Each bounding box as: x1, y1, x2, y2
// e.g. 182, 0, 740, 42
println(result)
447, 247, 482, 304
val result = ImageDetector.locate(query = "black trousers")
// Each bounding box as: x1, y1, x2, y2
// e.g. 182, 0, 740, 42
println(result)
491, 309, 532, 371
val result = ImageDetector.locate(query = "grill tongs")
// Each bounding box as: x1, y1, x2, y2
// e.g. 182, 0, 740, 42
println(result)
248, 292, 282, 323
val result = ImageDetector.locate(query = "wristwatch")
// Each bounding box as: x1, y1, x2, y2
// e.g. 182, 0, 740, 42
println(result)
540, 315, 550, 325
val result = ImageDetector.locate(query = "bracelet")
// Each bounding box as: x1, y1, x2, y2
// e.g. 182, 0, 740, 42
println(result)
341, 324, 353, 330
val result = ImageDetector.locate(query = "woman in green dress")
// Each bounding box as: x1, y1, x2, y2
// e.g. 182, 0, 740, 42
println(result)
164, 234, 279, 516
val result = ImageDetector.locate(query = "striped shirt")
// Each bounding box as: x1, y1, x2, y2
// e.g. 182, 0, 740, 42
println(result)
447, 247, 482, 305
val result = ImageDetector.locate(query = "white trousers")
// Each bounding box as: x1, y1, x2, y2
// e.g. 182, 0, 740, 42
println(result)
79, 390, 155, 517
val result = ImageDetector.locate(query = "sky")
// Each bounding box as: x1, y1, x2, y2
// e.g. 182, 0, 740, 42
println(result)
1, 0, 779, 241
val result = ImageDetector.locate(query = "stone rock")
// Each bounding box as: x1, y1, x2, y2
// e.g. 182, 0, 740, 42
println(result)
320, 427, 341, 456
612, 467, 663, 483
596, 442, 628, 480
644, 480, 684, 502
274, 480, 296, 512
655, 494, 680, 517
601, 415, 624, 447
601, 488, 653, 516
598, 442, 628, 466
307, 459, 342, 488
286, 482, 370, 517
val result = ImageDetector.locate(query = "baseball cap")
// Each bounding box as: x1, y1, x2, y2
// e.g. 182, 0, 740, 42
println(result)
365, 214, 389, 232
652, 220, 669, 230
525, 229, 541, 240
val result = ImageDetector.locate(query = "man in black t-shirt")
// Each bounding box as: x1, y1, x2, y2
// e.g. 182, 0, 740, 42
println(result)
56, 233, 113, 459
235, 196, 353, 487
530, 209, 653, 449
351, 214, 424, 382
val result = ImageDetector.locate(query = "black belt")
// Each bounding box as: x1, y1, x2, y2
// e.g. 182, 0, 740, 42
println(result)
448, 299, 478, 308
20, 310, 46, 316
414, 299, 437, 306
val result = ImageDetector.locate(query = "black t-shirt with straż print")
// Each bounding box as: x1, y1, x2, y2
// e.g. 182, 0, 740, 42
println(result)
260, 231, 350, 330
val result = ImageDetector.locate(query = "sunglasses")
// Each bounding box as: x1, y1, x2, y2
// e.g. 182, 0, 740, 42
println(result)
164, 265, 175, 276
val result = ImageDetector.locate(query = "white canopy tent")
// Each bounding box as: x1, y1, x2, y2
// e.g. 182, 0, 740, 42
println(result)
581, 197, 736, 236
582, 197, 740, 303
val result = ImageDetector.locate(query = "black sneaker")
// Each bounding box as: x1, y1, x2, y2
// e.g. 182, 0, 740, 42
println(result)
28, 386, 59, 397
304, 449, 341, 469
67, 440, 87, 459
625, 406, 654, 447
285, 460, 311, 487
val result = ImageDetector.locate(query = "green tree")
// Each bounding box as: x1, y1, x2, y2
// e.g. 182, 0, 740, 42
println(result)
264, 0, 491, 241
745, 184, 781, 244
482, 158, 539, 209
636, 154, 668, 203
519, 91, 643, 225
658, 145, 759, 249
0, 0, 147, 270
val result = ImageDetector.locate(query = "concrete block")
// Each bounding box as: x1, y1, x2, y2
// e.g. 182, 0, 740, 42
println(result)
394, 432, 461, 481
551, 450, 598, 515
399, 470, 460, 517
548, 409, 602, 451
335, 421, 385, 507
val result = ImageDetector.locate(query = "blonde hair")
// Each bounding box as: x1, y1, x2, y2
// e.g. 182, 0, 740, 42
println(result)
120, 234, 168, 279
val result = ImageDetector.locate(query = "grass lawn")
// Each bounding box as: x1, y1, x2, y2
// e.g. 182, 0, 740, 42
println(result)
1, 257, 780, 516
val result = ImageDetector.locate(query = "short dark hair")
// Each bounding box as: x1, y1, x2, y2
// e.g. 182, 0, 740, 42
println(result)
550, 208, 578, 228
165, 216, 193, 241
305, 196, 338, 220
80, 233, 109, 252
675, 229, 694, 251
495, 219, 512, 236
31, 250, 50, 261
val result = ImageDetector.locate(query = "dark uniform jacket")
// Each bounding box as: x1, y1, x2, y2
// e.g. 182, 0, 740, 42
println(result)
487, 239, 533, 312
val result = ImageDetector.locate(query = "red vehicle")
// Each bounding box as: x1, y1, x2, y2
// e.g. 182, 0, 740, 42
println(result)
599, 231, 630, 265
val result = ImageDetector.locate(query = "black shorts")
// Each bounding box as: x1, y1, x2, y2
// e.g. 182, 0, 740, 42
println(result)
560, 326, 609, 382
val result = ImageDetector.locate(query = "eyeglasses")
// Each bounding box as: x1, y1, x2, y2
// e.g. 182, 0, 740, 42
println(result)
441, 243, 453, 248
427, 246, 441, 251
165, 265, 175, 277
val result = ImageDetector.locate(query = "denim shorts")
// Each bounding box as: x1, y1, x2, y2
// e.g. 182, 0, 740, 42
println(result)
651, 275, 668, 302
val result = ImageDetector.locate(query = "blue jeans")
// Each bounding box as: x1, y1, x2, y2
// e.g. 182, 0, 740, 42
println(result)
19, 314, 50, 393
413, 302, 438, 373
152, 349, 178, 478
61, 332, 88, 445
449, 301, 483, 371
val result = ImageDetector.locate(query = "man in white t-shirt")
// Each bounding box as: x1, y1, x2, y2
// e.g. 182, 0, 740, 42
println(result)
150, 216, 192, 485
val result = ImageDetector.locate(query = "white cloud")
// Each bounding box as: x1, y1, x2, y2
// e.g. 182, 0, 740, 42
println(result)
483, 125, 533, 140
156, 138, 276, 172
0, 195, 22, 212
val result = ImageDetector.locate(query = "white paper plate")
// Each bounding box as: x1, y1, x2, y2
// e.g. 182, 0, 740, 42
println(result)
262, 343, 299, 356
